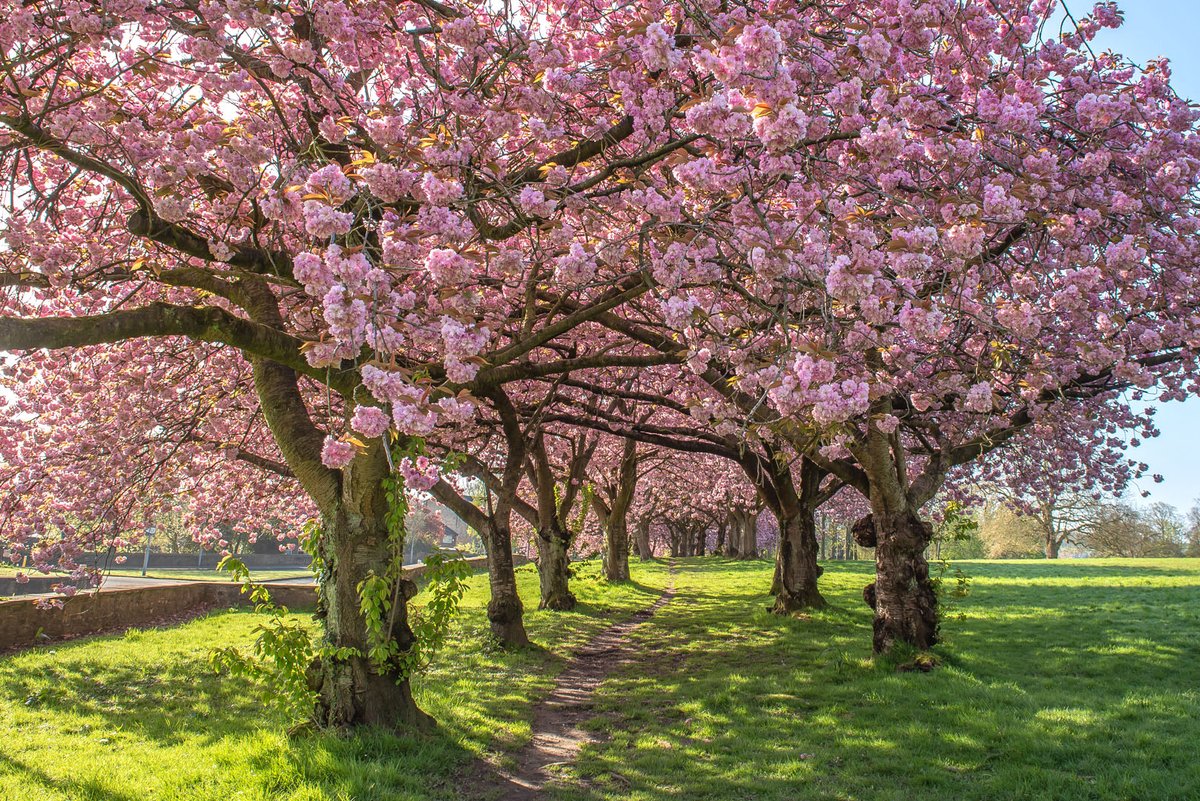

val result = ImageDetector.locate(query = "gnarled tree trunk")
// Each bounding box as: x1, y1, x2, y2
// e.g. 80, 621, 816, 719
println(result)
853, 423, 940, 655
856, 510, 938, 652
773, 512, 825, 612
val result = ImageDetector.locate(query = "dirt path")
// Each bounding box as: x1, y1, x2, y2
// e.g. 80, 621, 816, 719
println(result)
464, 565, 677, 800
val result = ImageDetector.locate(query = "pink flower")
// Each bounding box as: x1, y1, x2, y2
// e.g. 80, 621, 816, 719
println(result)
399, 456, 439, 491
554, 243, 597, 284
303, 202, 353, 238
639, 23, 680, 72
305, 163, 352, 200
320, 436, 357, 468
963, 382, 994, 413
876, 414, 900, 434
351, 406, 391, 438
425, 248, 472, 285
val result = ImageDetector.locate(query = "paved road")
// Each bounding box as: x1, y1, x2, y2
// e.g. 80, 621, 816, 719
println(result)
4, 573, 319, 601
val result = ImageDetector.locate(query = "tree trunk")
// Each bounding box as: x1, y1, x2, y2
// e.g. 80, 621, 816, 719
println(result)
603, 510, 631, 581
858, 511, 939, 653
483, 520, 529, 647
536, 523, 576, 610
601, 438, 637, 581
714, 521, 727, 556
723, 512, 740, 558
309, 449, 432, 729
772, 512, 826, 612
763, 458, 827, 612
1045, 535, 1061, 559
738, 512, 758, 559
634, 517, 653, 559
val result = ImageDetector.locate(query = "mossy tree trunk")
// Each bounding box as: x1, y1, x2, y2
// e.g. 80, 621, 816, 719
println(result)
308, 441, 431, 729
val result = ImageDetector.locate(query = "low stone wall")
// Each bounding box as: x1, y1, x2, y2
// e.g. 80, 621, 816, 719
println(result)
0, 582, 318, 651
0, 554, 492, 651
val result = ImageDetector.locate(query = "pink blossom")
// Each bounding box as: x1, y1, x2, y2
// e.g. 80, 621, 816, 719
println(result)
320, 436, 357, 469
351, 406, 391, 439
425, 248, 472, 285
963, 382, 995, 413
399, 456, 439, 492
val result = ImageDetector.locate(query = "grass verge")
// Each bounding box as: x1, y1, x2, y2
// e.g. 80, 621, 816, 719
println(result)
1, 558, 1197, 801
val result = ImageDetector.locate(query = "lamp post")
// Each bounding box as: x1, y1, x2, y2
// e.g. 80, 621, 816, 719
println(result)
140, 525, 157, 577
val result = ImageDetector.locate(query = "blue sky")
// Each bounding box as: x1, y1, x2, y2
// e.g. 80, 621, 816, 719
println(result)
1084, 0, 1200, 513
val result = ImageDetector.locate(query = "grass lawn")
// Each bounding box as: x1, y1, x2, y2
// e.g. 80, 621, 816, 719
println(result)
1, 558, 1197, 801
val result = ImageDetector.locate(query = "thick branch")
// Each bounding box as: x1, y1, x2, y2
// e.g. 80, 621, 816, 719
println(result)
0, 302, 347, 391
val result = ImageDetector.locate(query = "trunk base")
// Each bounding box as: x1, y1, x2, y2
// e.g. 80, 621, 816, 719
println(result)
862, 512, 940, 655
603, 551, 630, 582
488, 596, 530, 648
310, 656, 433, 730
538, 590, 578, 611
771, 587, 828, 614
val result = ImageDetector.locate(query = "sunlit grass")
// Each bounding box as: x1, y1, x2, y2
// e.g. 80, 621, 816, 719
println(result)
1, 558, 1197, 800
0, 559, 671, 801
571, 558, 1200, 801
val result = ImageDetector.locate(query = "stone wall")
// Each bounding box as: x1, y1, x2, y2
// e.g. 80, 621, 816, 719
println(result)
0, 555, 494, 651
0, 582, 317, 651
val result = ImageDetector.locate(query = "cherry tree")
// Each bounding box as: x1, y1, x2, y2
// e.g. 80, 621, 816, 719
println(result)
580, 0, 1200, 652
0, 0, 687, 727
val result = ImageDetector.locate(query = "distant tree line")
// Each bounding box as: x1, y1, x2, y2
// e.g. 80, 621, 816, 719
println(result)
941, 493, 1200, 560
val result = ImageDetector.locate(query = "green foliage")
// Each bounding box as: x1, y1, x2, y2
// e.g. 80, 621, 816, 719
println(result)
572, 484, 593, 536
357, 571, 398, 669
930, 501, 975, 620
398, 553, 472, 676
357, 456, 470, 680
208, 555, 317, 717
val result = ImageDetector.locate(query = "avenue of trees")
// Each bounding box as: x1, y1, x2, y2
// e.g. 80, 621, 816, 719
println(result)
3, 0, 1200, 730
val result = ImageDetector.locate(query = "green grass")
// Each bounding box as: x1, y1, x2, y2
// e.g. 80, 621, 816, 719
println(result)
1, 558, 1197, 801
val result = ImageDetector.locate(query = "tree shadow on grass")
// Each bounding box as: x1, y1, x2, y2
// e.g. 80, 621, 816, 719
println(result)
0, 752, 146, 801
557, 565, 1200, 801
0, 633, 275, 749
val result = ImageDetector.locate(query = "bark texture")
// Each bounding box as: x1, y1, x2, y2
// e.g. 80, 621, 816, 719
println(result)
858, 511, 939, 653
483, 521, 530, 646
634, 517, 653, 559
599, 438, 638, 581
536, 523, 577, 610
